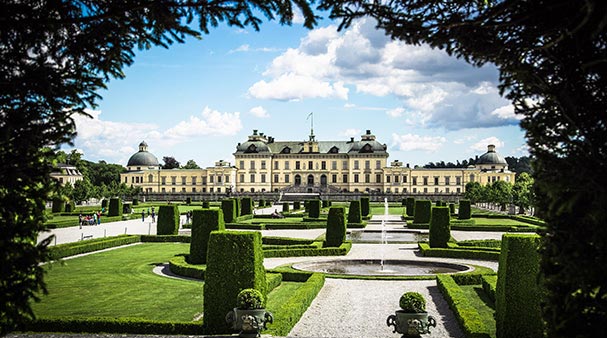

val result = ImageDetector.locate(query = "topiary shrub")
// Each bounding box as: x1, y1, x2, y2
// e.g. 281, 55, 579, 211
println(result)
308, 200, 321, 218
429, 206, 451, 248
202, 201, 210, 208
347, 200, 362, 224
282, 202, 289, 213
293, 201, 300, 210
64, 200, 76, 213
241, 197, 253, 215
234, 198, 241, 217
122, 203, 132, 214
406, 197, 415, 217
203, 231, 266, 334
101, 199, 108, 210
258, 199, 265, 208
399, 292, 426, 313
221, 199, 237, 223
186, 197, 192, 205
402, 198, 407, 206
360, 197, 370, 217
449, 203, 456, 214
108, 198, 122, 217
236, 288, 265, 310
322, 200, 329, 208
458, 200, 471, 220
325, 206, 346, 247
51, 196, 65, 213
132, 198, 139, 206
413, 200, 431, 224
495, 233, 543, 338
157, 205, 179, 235
190, 209, 225, 264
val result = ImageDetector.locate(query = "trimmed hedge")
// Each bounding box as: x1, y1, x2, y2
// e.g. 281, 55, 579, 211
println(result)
140, 235, 190, 243
65, 200, 76, 213
418, 243, 500, 261
413, 200, 431, 224
122, 203, 132, 214
437, 275, 491, 338
157, 205, 179, 235
264, 241, 351, 258
108, 198, 122, 217
482, 275, 497, 303
406, 197, 415, 217
266, 273, 325, 336
347, 200, 362, 224
235, 198, 241, 217
293, 201, 301, 210
322, 200, 329, 208
307, 199, 321, 218
47, 235, 140, 260
496, 233, 543, 338
282, 202, 289, 213
101, 199, 108, 210
203, 231, 266, 334
360, 197, 370, 217
169, 255, 205, 280
186, 197, 192, 205
325, 206, 346, 247
202, 201, 210, 208
458, 199, 471, 220
190, 209, 225, 264
449, 203, 456, 214
221, 199, 237, 223
241, 197, 253, 215
429, 206, 450, 248
132, 198, 139, 206
23, 317, 202, 335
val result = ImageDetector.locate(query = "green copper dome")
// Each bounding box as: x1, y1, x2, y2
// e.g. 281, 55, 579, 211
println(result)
127, 141, 159, 167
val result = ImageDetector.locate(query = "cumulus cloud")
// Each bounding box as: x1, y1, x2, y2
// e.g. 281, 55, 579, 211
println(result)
386, 107, 405, 117
470, 137, 504, 152
249, 106, 270, 118
248, 18, 519, 130
248, 74, 348, 101
341, 128, 361, 138
391, 133, 447, 152
229, 44, 281, 54
71, 107, 242, 164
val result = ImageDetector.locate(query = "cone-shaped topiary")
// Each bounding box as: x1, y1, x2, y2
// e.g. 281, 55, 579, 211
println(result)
413, 200, 431, 224
190, 209, 225, 264
282, 202, 289, 213
458, 200, 471, 220
108, 198, 122, 217
406, 197, 415, 217
308, 199, 321, 218
241, 197, 253, 215
347, 200, 362, 224
294, 201, 300, 210
429, 206, 451, 248
360, 197, 370, 217
157, 205, 179, 235
326, 206, 346, 247
221, 199, 237, 223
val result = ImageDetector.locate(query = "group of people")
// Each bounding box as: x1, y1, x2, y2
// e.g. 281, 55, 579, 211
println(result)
79, 211, 101, 227
141, 207, 156, 222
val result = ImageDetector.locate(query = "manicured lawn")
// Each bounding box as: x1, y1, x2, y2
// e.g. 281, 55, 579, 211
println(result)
460, 284, 496, 338
370, 206, 404, 215
472, 217, 533, 227
33, 243, 203, 322
241, 217, 306, 224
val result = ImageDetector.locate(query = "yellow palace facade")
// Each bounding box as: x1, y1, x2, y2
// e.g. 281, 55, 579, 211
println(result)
120, 131, 514, 196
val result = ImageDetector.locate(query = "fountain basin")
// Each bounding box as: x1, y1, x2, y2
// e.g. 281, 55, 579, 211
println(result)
292, 259, 472, 276
346, 230, 428, 243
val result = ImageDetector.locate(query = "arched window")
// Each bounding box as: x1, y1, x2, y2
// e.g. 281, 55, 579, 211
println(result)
307, 174, 314, 186
320, 174, 327, 186
148, 174, 154, 183
295, 174, 301, 186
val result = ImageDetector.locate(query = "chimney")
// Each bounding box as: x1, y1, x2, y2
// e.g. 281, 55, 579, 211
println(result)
350, 137, 354, 142
406, 163, 410, 168
488, 144, 496, 152
253, 129, 258, 135
366, 130, 371, 135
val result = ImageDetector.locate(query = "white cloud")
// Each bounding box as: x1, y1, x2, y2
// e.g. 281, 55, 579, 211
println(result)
391, 133, 446, 152
386, 107, 405, 117
229, 44, 281, 54
490, 104, 522, 120
248, 74, 348, 101
72, 107, 242, 164
341, 128, 361, 138
248, 18, 517, 130
229, 44, 250, 53
165, 107, 242, 138
470, 137, 504, 152
249, 106, 270, 118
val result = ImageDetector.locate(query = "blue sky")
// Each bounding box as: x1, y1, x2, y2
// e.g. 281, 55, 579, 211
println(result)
69, 14, 527, 168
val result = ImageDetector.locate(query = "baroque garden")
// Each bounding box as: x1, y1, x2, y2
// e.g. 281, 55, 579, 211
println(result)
23, 129, 543, 338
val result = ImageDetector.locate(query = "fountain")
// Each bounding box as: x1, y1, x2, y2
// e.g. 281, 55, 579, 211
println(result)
291, 198, 473, 277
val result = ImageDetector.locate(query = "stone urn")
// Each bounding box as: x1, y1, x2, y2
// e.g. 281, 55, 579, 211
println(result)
225, 288, 273, 338
386, 291, 436, 337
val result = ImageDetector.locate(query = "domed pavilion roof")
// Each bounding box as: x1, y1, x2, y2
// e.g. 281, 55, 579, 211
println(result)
476, 145, 507, 165
127, 141, 159, 167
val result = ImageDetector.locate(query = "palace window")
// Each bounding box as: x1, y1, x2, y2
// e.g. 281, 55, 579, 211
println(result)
274, 174, 279, 183
217, 175, 222, 183
148, 174, 154, 183
308, 161, 313, 170
250, 161, 255, 170
354, 174, 359, 183
239, 161, 244, 169
456, 176, 461, 185
332, 174, 337, 183
261, 174, 266, 183
296, 161, 301, 170
343, 174, 348, 183
181, 176, 187, 185
202, 176, 207, 185
376, 160, 381, 169
412, 177, 417, 185
343, 161, 348, 170
191, 176, 197, 185
394, 175, 399, 183
285, 174, 290, 183
445, 177, 450, 185
423, 177, 428, 185
434, 176, 439, 185
376, 174, 382, 183
171, 176, 176, 185
387, 176, 391, 183
209, 175, 214, 183
261, 161, 266, 169
285, 161, 290, 170
321, 161, 326, 170
365, 160, 370, 169
365, 174, 370, 183
250, 174, 255, 183
354, 160, 359, 170
332, 161, 337, 170
274, 161, 279, 170
225, 175, 229, 183
239, 174, 244, 183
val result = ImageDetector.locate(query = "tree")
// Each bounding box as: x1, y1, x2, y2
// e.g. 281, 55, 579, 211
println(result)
512, 173, 534, 214
162, 156, 181, 170
0, 1, 317, 333
489, 180, 513, 211
72, 179, 93, 204
464, 182, 483, 204
183, 159, 201, 169
320, 1, 607, 336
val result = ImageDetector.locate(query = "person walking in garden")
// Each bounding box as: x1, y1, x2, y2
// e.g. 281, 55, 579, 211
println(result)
141, 209, 145, 222
97, 211, 101, 225
93, 212, 97, 226
151, 207, 155, 223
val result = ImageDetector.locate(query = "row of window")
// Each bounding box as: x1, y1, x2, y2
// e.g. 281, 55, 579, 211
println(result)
239, 159, 384, 171
147, 186, 463, 194
127, 174, 231, 185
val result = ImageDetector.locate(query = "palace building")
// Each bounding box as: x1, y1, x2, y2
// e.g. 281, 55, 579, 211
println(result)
120, 130, 515, 196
